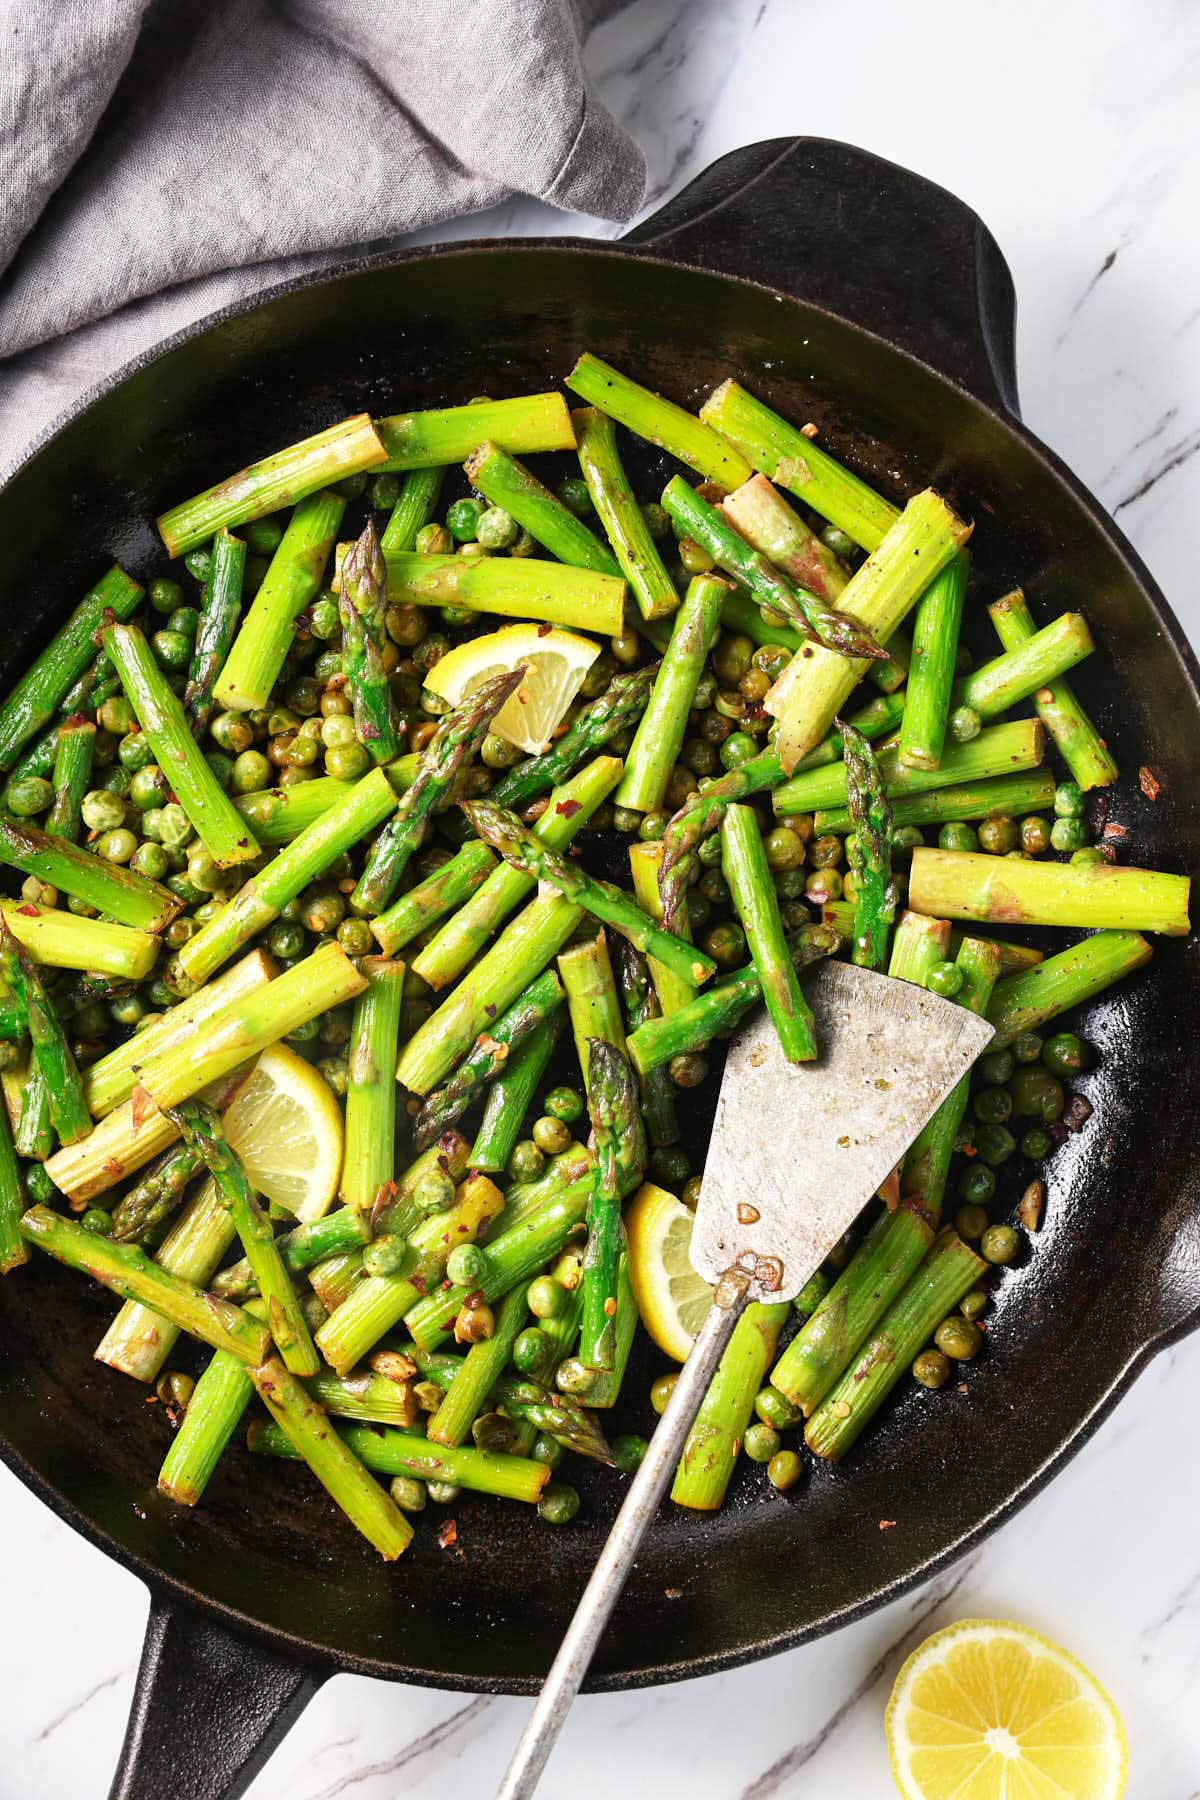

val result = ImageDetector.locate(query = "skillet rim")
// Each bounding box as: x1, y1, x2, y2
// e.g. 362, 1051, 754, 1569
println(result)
0, 235, 1196, 1693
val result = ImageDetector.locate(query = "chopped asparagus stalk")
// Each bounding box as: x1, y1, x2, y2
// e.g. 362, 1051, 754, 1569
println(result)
412, 968, 562, 1150
465, 441, 620, 575
840, 722, 898, 970
579, 1039, 641, 1370
0, 901, 158, 979
184, 528, 245, 738
1, 924, 92, 1143
381, 551, 625, 636
375, 394, 575, 470
897, 550, 968, 770
341, 958, 405, 1216
909, 849, 1190, 936
0, 818, 180, 934
46, 716, 96, 842
0, 565, 142, 770
370, 841, 495, 957
110, 1142, 201, 1243
814, 769, 1056, 835
566, 354, 751, 490
379, 467, 447, 554
989, 590, 1117, 789
952, 612, 1095, 720
672, 1301, 789, 1510
487, 666, 652, 811
95, 1178, 237, 1381
0, 1100, 27, 1274
719, 472, 851, 601
573, 407, 678, 621
772, 717, 1044, 816
157, 415, 383, 557
613, 936, 678, 1149
249, 1415, 549, 1506
234, 757, 417, 847
158, 1347, 253, 1506
213, 490, 346, 712
469, 1017, 558, 1174
428, 1283, 531, 1448
339, 518, 402, 763
986, 930, 1153, 1050
721, 805, 817, 1062
558, 931, 629, 1111
628, 840, 698, 1016
615, 573, 728, 813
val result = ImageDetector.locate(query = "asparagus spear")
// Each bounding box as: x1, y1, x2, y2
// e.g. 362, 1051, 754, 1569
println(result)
375, 394, 575, 470
672, 1301, 790, 1509
806, 1231, 988, 1459
0, 819, 180, 934
719, 472, 851, 600
0, 565, 143, 769
353, 667, 523, 914
179, 766, 399, 983
948, 929, 1043, 975
764, 490, 971, 771
381, 552, 625, 636
398, 1345, 613, 1462
771, 933, 999, 1415
558, 932, 628, 1111
157, 415, 383, 556
397, 889, 582, 1095
250, 1356, 414, 1558
565, 354, 752, 490
465, 441, 620, 575
83, 948, 275, 1118
573, 406, 678, 621
314, 1174, 505, 1374
338, 518, 402, 764
213, 490, 346, 712
307, 1369, 420, 1428
428, 1283, 531, 1447
489, 668, 653, 813
6, 654, 119, 786
308, 1249, 366, 1313
0, 924, 91, 1143
628, 841, 699, 1017
159, 1345, 254, 1505
469, 1017, 558, 1174
898, 549, 968, 770
46, 716, 96, 842
952, 612, 1094, 720
987, 930, 1153, 1049
814, 770, 1056, 835
212, 1204, 372, 1299
249, 1414, 549, 1506
771, 718, 1045, 816
887, 909, 952, 985
19, 1205, 269, 1361
341, 958, 405, 1216
0, 1101, 27, 1274
615, 572, 728, 812
234, 756, 417, 847
699, 380, 899, 550
840, 721, 898, 970
625, 925, 838, 1076
103, 623, 260, 868
110, 1142, 201, 1242
184, 528, 245, 738
909, 849, 1190, 936
662, 478, 887, 662
379, 467, 447, 554
95, 1177, 237, 1380
579, 1039, 641, 1370
165, 1100, 318, 1376
403, 1178, 593, 1351
46, 942, 366, 1201
370, 841, 496, 957
989, 590, 1117, 789
0, 901, 158, 979
412, 968, 563, 1150
464, 799, 715, 987
8, 1056, 51, 1160
580, 1250, 639, 1408
721, 804, 817, 1062
414, 755, 623, 989
613, 937, 678, 1148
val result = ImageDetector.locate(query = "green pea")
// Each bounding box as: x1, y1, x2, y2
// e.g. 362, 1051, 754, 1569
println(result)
1010, 1065, 1064, 1122
389, 1475, 427, 1513
446, 497, 485, 542
5, 776, 53, 816
512, 1327, 554, 1378
109, 992, 147, 1028
1071, 846, 1106, 866
703, 921, 746, 968
978, 816, 1018, 855
324, 742, 369, 781
152, 629, 192, 670
240, 515, 283, 556
976, 1049, 1014, 1087
507, 1139, 545, 1183
955, 1196, 992, 1238
973, 1085, 1012, 1125
95, 827, 137, 864
211, 712, 254, 754
763, 825, 805, 871
741, 1421, 780, 1463
913, 1348, 951, 1388
335, 472, 367, 500
755, 1387, 801, 1431
975, 1123, 1016, 1166
166, 606, 201, 639
767, 1450, 804, 1491
934, 1315, 982, 1360
149, 576, 184, 615
362, 1234, 412, 1278
611, 1433, 648, 1475
680, 1175, 702, 1211
80, 1208, 114, 1237
1020, 815, 1051, 856
1053, 780, 1084, 818
649, 1371, 678, 1416
525, 1275, 566, 1321
25, 1164, 59, 1205
531, 1115, 571, 1157
640, 501, 670, 539
1011, 1031, 1043, 1065
313, 650, 343, 682
476, 506, 518, 549
927, 960, 963, 998
718, 730, 758, 772
1042, 1031, 1088, 1076
939, 821, 979, 853
948, 705, 982, 743
117, 731, 155, 773
555, 1358, 596, 1395
308, 596, 340, 640
530, 1433, 563, 1469
1021, 1125, 1053, 1159
649, 1145, 690, 1188
981, 1223, 1020, 1266
637, 811, 667, 842
538, 1480, 580, 1526
1050, 817, 1085, 853
205, 751, 234, 792
543, 1086, 583, 1124
336, 917, 373, 956
960, 1288, 989, 1321
267, 921, 306, 960
228, 750, 270, 795
98, 696, 137, 736
414, 523, 451, 556
130, 842, 168, 881
368, 475, 401, 512
555, 476, 592, 518
445, 1243, 488, 1288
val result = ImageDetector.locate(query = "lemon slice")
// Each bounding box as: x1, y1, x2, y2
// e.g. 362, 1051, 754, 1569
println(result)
887, 1619, 1128, 1800
222, 1044, 344, 1224
625, 1181, 713, 1362
424, 623, 599, 754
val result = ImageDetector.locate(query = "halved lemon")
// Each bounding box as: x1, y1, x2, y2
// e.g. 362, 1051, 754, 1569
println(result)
424, 623, 599, 754
625, 1181, 712, 1362
887, 1619, 1128, 1800
222, 1044, 344, 1223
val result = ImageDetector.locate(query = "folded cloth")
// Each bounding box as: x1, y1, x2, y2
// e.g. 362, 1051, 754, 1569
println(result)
0, 0, 645, 470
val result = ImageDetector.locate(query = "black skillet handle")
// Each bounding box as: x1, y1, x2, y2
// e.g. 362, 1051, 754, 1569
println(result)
623, 137, 1020, 419
108, 1596, 325, 1800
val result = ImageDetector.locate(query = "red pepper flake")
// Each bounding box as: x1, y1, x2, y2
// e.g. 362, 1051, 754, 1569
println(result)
537, 623, 552, 638
1102, 822, 1128, 840
604, 1296, 617, 1317
410, 1274, 427, 1294
1062, 1093, 1093, 1133
370, 1180, 398, 1230
1018, 1179, 1045, 1231
1139, 765, 1162, 801
801, 422, 819, 440
555, 799, 582, 818
879, 1519, 897, 1531
437, 1519, 458, 1550
17, 904, 40, 917
664, 1586, 683, 1600
130, 1085, 155, 1132
484, 1003, 496, 1017
103, 1156, 125, 1178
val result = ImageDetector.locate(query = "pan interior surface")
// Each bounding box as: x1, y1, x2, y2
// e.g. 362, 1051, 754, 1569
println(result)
0, 245, 1196, 1692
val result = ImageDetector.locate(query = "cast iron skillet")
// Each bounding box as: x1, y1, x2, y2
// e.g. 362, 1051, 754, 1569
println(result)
0, 139, 1197, 1800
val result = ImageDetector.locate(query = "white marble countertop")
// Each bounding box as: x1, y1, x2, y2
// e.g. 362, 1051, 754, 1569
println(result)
3, 1, 1199, 1794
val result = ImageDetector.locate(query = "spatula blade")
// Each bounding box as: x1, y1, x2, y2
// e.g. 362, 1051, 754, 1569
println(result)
690, 960, 994, 1302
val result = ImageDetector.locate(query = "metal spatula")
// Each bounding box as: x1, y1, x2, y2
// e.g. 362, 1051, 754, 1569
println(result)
497, 958, 994, 1799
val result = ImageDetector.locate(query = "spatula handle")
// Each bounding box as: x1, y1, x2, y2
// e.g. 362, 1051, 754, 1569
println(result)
496, 1271, 751, 1800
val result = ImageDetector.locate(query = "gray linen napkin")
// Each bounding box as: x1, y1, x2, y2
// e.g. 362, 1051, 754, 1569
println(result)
0, 0, 645, 469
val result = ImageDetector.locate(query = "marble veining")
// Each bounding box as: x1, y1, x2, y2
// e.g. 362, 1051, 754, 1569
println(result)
2, 0, 1199, 1793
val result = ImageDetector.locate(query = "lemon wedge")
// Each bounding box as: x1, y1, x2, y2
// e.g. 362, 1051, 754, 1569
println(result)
424, 623, 599, 754
222, 1044, 344, 1223
887, 1618, 1128, 1800
625, 1181, 713, 1362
